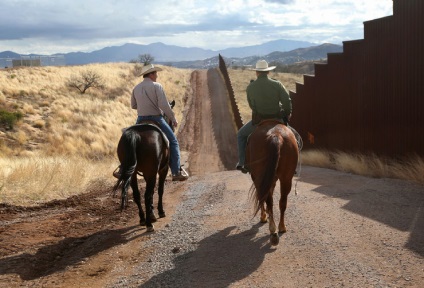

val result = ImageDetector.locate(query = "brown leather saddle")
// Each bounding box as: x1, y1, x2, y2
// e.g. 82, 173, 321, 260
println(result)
131, 121, 169, 148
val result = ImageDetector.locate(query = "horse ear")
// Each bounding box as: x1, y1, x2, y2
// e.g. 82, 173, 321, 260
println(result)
170, 100, 175, 108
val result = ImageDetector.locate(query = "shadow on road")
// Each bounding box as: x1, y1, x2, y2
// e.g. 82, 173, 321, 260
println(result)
141, 224, 276, 287
300, 166, 424, 257
0, 226, 144, 280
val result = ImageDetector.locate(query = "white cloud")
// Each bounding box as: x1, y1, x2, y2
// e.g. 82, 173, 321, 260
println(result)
0, 0, 393, 54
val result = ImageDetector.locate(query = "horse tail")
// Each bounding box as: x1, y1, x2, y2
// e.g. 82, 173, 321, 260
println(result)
253, 134, 281, 216
113, 129, 138, 209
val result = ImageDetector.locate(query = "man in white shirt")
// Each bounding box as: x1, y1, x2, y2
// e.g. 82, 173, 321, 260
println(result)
131, 64, 188, 181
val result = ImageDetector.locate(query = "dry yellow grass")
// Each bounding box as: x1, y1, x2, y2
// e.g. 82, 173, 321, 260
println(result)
0, 63, 192, 158
301, 150, 424, 184
0, 63, 192, 205
0, 156, 116, 204
0, 64, 422, 206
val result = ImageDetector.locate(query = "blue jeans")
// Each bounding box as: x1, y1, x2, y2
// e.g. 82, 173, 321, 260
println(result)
237, 120, 255, 167
136, 115, 181, 175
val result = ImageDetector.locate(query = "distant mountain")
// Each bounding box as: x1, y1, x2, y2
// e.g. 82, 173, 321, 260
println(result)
0, 39, 318, 67
219, 39, 317, 58
170, 43, 343, 70
61, 42, 217, 65
261, 43, 343, 63
0, 51, 20, 58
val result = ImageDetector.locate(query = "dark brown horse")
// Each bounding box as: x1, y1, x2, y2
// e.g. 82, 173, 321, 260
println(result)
113, 101, 175, 232
113, 124, 169, 231
245, 120, 299, 246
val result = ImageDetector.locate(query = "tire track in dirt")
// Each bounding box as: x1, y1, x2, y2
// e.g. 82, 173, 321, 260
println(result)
178, 69, 238, 175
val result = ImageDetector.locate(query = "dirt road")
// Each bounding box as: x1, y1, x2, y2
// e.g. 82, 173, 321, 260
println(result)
0, 69, 423, 287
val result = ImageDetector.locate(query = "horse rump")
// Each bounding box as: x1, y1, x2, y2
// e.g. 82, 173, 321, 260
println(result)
251, 133, 281, 215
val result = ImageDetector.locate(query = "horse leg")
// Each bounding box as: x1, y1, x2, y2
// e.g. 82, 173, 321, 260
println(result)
278, 180, 292, 233
144, 176, 158, 223
144, 177, 156, 232
260, 203, 267, 223
266, 191, 279, 246
130, 174, 146, 226
157, 167, 168, 218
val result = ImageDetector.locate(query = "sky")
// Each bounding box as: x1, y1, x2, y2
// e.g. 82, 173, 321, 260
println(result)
0, 0, 394, 55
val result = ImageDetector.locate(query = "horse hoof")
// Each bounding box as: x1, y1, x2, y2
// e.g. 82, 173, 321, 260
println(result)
260, 218, 268, 223
159, 212, 166, 218
140, 220, 146, 226
150, 213, 157, 223
270, 233, 279, 246
146, 225, 155, 232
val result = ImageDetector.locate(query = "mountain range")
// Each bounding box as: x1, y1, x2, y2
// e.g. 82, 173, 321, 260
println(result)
182, 43, 343, 70
0, 39, 342, 68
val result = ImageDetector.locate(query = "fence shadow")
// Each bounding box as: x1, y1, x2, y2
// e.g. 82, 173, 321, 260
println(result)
299, 166, 424, 257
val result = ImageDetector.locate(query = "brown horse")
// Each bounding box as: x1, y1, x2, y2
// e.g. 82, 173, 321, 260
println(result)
113, 123, 170, 231
245, 120, 299, 246
112, 101, 176, 232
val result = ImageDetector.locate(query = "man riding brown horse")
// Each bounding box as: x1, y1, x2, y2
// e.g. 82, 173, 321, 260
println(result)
236, 60, 292, 173
114, 64, 188, 181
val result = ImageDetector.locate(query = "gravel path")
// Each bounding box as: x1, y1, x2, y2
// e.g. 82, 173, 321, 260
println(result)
107, 167, 424, 287
1, 68, 422, 287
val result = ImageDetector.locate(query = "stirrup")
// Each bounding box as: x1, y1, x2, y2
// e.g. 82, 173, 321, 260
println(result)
236, 165, 249, 174
180, 165, 189, 177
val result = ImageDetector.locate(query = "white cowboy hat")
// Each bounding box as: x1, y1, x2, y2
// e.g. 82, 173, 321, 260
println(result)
140, 64, 163, 76
252, 60, 276, 71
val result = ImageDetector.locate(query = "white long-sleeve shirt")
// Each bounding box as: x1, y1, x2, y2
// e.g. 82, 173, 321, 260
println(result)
131, 78, 176, 123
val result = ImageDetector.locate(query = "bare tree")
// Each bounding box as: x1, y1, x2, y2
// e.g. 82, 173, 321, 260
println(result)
137, 54, 155, 65
67, 70, 105, 94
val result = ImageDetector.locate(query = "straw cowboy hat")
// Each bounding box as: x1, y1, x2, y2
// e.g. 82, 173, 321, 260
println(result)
140, 64, 163, 76
252, 60, 276, 71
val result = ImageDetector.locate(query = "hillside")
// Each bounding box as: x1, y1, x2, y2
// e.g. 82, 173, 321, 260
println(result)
0, 64, 304, 204
0, 63, 422, 205
0, 63, 193, 158
0, 39, 322, 67
165, 44, 342, 71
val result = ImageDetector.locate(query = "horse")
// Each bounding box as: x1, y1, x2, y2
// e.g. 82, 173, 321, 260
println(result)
113, 101, 175, 232
245, 120, 299, 246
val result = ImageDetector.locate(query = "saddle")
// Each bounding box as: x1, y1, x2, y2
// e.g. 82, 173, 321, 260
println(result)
130, 121, 170, 148
252, 110, 288, 126
256, 118, 286, 127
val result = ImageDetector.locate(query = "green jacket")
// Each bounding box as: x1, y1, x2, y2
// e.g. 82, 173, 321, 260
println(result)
247, 74, 292, 117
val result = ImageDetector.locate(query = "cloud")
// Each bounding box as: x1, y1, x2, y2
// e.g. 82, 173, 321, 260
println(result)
0, 0, 393, 54
264, 0, 294, 3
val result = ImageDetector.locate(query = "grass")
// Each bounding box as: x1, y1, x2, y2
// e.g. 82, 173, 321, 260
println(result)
0, 63, 192, 205
0, 156, 116, 205
0, 63, 192, 158
301, 150, 424, 184
0, 64, 422, 206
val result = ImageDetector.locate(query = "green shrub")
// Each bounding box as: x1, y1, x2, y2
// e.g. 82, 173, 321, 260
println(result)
0, 109, 23, 129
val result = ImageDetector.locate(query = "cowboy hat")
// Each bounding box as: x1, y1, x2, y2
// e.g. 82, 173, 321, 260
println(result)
252, 60, 276, 71
140, 64, 163, 76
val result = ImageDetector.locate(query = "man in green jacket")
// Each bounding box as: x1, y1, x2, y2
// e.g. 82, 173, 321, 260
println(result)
236, 60, 292, 173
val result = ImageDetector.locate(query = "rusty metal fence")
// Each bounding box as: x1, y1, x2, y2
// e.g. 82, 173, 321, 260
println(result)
218, 54, 244, 130
290, 0, 424, 158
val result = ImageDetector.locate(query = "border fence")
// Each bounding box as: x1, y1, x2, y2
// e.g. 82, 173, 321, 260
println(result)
289, 0, 424, 158
218, 54, 244, 130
